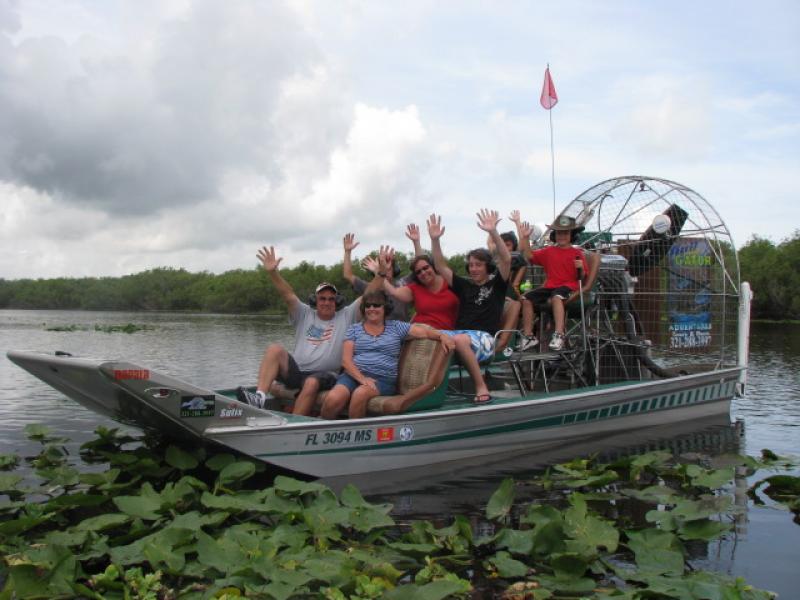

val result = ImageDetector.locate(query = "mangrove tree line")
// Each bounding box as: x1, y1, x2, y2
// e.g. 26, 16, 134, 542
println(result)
0, 232, 797, 320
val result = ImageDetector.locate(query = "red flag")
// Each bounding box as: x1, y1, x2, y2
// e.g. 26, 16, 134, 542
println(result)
540, 67, 558, 110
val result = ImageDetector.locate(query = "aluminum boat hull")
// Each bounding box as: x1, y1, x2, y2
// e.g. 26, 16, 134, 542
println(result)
7, 350, 738, 477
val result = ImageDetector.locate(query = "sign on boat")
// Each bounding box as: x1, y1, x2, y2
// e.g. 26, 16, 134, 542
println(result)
7, 175, 753, 478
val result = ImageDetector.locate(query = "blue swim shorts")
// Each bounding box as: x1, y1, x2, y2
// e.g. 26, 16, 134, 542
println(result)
443, 329, 496, 362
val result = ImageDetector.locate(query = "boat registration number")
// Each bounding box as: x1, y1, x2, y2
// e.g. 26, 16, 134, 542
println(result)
304, 425, 414, 446
305, 429, 372, 446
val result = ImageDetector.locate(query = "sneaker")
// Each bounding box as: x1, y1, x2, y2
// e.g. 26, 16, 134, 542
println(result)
519, 335, 539, 352
236, 386, 265, 408
548, 332, 565, 352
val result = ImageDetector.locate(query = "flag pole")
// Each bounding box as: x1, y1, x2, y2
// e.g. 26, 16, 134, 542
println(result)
540, 64, 559, 219
548, 87, 556, 219
546, 63, 556, 219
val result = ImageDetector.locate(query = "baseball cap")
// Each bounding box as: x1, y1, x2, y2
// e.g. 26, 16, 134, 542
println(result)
315, 282, 338, 294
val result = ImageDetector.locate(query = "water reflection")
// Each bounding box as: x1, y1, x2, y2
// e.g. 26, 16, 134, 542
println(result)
329, 416, 742, 518
733, 322, 800, 456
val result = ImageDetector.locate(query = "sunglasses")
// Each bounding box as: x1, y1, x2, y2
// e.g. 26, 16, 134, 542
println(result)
364, 302, 385, 309
414, 264, 432, 276
317, 296, 337, 302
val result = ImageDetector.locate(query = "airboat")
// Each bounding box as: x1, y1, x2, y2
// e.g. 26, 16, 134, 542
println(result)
7, 176, 752, 478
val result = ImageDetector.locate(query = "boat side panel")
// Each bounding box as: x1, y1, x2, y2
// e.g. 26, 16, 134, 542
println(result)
209, 370, 739, 476
6, 351, 271, 438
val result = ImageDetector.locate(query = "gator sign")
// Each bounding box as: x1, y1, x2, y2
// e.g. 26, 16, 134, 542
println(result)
667, 239, 713, 350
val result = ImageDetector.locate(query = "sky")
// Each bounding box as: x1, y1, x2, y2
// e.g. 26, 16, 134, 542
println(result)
0, 0, 798, 279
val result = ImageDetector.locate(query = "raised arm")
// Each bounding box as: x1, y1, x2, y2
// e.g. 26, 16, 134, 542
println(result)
257, 246, 300, 312
405, 223, 424, 256
377, 247, 413, 302
361, 248, 391, 298
382, 278, 414, 303
342, 233, 360, 285
511, 210, 533, 261
427, 213, 453, 285
486, 232, 498, 258
477, 209, 511, 281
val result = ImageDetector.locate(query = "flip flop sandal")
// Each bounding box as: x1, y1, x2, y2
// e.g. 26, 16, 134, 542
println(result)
473, 393, 493, 405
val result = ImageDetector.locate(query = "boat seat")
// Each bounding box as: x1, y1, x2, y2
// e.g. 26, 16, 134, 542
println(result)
366, 337, 452, 415
270, 336, 452, 416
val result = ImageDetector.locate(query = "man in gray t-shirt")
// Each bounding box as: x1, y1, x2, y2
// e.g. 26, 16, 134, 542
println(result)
238, 245, 384, 416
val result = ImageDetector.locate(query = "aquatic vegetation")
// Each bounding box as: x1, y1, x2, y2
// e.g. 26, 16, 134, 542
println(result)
0, 425, 791, 599
44, 324, 82, 332
43, 323, 150, 333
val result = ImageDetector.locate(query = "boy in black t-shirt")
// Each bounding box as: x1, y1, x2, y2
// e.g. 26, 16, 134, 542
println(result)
428, 209, 512, 404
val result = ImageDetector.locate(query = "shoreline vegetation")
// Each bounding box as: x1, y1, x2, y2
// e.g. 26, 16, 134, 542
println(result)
0, 232, 798, 320
2, 425, 796, 598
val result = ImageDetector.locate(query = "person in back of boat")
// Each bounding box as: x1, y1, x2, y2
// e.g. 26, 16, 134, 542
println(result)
487, 228, 528, 353
508, 210, 538, 351
428, 209, 512, 404
518, 215, 588, 352
343, 233, 413, 321
237, 245, 383, 415
320, 290, 455, 419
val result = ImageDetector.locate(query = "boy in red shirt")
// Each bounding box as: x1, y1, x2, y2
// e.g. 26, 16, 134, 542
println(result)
519, 215, 587, 351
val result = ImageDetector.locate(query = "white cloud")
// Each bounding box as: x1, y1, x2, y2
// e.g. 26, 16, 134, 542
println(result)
0, 0, 798, 279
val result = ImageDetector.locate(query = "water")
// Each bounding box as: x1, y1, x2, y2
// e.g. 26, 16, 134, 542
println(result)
1, 310, 799, 595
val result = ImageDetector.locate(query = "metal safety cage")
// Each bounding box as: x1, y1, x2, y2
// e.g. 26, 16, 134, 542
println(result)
550, 175, 741, 384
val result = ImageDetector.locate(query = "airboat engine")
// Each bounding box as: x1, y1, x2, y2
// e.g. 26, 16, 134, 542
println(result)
594, 253, 673, 381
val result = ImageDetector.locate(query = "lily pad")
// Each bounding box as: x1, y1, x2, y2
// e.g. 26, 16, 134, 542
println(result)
563, 493, 619, 554
678, 518, 731, 541
74, 512, 131, 532
0, 453, 20, 470
486, 477, 515, 521
217, 461, 257, 487
206, 452, 237, 471
495, 528, 535, 555
165, 445, 200, 470
273, 475, 330, 496
488, 550, 529, 578
114, 494, 164, 520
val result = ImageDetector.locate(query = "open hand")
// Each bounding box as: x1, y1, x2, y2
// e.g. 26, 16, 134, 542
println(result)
476, 208, 500, 232
427, 214, 445, 240
405, 223, 420, 243
343, 233, 359, 252
257, 246, 282, 272
361, 255, 379, 274
380, 245, 396, 267
509, 209, 522, 225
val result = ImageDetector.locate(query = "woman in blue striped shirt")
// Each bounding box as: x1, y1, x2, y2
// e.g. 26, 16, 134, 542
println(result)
320, 289, 455, 419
